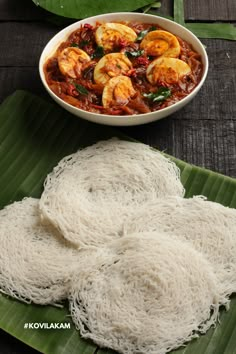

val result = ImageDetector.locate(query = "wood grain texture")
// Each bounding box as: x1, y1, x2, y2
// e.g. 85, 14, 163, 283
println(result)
0, 0, 46, 21
185, 0, 236, 22
0, 37, 235, 178
0, 68, 47, 103
121, 116, 236, 178
0, 22, 59, 67
157, 0, 173, 17
171, 118, 236, 177
173, 39, 236, 121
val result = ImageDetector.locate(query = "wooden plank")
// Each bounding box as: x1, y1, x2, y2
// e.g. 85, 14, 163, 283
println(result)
1, 66, 235, 177
173, 38, 236, 121
1, 28, 235, 117
121, 116, 236, 178
120, 37, 236, 177
156, 0, 173, 17
0, 0, 46, 21
0, 22, 59, 67
0, 68, 48, 103
171, 118, 236, 177
0, 37, 235, 177
185, 0, 236, 22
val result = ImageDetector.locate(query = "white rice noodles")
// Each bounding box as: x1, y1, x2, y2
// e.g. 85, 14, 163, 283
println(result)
124, 196, 236, 294
69, 233, 228, 354
39, 138, 184, 247
0, 198, 83, 305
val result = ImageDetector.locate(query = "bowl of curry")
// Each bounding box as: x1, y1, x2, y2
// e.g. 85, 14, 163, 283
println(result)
39, 12, 208, 126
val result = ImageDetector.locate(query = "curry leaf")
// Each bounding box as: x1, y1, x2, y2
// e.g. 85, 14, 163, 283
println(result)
79, 40, 90, 48
91, 46, 104, 59
143, 87, 171, 102
74, 84, 88, 95
136, 29, 149, 41
70, 42, 79, 47
32, 0, 157, 19
136, 26, 157, 41
125, 49, 144, 58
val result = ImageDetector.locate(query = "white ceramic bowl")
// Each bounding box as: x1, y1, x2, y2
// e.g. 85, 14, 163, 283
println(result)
39, 12, 208, 126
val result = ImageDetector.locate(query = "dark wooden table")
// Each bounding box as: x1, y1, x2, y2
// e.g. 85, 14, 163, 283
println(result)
0, 0, 235, 353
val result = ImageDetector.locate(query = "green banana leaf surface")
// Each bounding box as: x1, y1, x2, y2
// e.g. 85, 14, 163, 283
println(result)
0, 91, 236, 354
32, 0, 156, 19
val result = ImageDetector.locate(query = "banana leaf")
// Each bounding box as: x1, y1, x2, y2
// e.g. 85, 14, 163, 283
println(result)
166, 0, 236, 41
0, 90, 236, 354
32, 0, 156, 19
173, 0, 236, 41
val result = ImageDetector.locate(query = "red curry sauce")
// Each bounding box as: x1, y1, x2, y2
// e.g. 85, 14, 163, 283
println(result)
44, 21, 203, 116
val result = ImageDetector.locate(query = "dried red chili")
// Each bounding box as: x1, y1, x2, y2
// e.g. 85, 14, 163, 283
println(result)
44, 21, 203, 116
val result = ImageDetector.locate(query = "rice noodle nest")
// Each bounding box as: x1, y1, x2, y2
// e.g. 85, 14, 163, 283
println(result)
0, 198, 84, 305
39, 138, 185, 247
69, 232, 228, 354
124, 195, 236, 293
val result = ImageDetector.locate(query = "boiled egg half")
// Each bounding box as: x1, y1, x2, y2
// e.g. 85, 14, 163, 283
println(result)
146, 57, 191, 85
140, 30, 180, 58
95, 23, 137, 51
94, 53, 133, 86
102, 76, 136, 108
58, 47, 91, 79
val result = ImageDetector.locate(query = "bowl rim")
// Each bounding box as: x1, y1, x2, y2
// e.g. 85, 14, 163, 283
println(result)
39, 12, 209, 123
